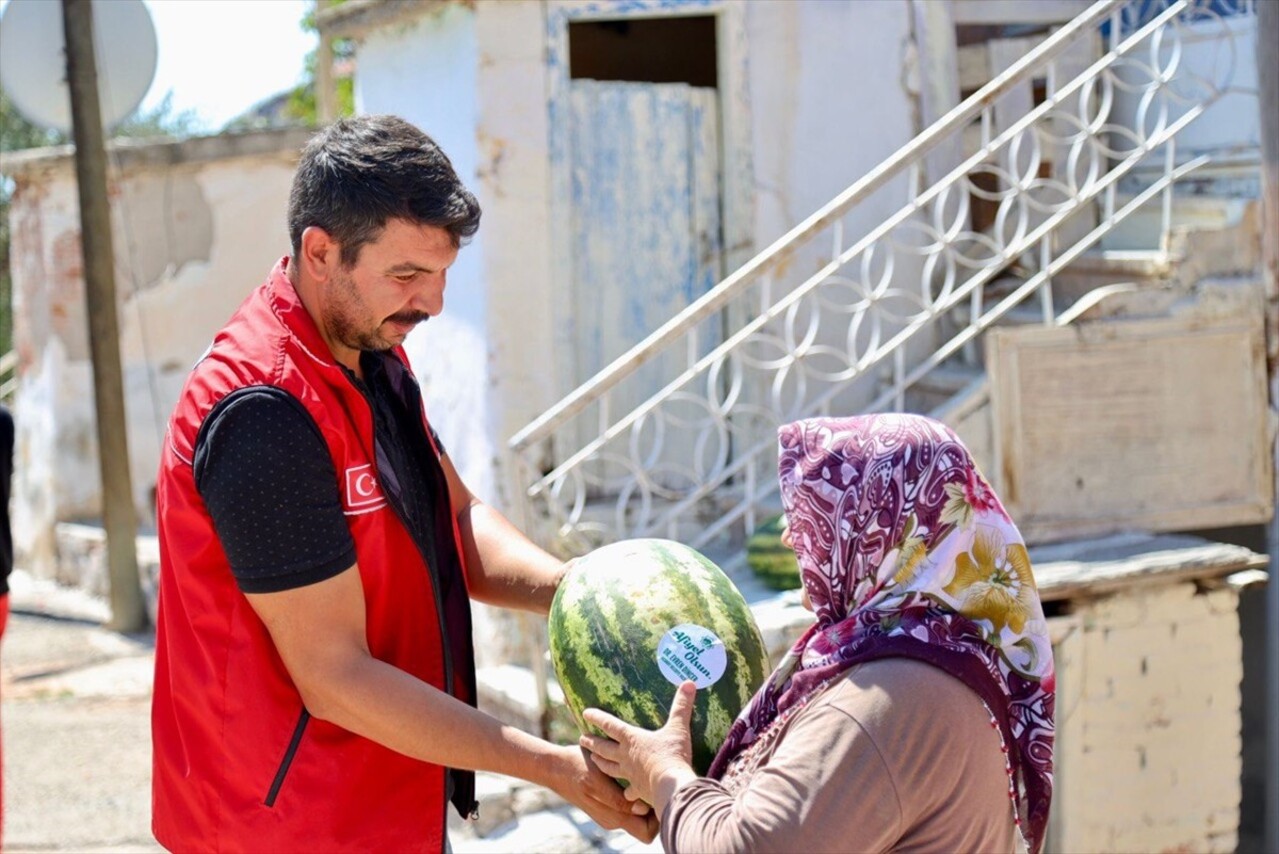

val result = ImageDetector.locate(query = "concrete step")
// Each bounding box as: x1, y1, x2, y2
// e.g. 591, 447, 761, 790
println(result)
909, 362, 985, 397
476, 662, 574, 744
1019, 248, 1176, 307
948, 294, 1056, 330
945, 249, 1167, 331
1061, 248, 1174, 281
558, 491, 748, 564
1101, 178, 1258, 251
52, 523, 160, 626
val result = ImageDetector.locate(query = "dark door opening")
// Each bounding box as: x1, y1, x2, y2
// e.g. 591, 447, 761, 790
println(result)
569, 16, 718, 87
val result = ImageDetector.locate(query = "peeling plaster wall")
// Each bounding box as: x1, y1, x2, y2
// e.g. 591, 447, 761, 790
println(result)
6, 136, 307, 582
118, 158, 301, 513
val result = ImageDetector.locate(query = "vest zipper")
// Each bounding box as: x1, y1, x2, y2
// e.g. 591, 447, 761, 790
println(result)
264, 708, 310, 807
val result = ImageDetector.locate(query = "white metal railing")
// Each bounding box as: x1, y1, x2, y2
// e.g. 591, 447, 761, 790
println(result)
510, 0, 1253, 558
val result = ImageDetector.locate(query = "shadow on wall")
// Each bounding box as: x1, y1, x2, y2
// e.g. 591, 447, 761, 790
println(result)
1202, 524, 1270, 854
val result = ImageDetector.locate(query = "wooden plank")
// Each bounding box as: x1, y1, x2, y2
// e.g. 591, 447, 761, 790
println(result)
566, 80, 724, 474
1033, 542, 1268, 602
568, 82, 693, 392
988, 292, 1272, 543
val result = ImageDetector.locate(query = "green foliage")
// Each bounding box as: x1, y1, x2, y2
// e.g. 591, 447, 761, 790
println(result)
284, 73, 355, 128
112, 91, 201, 140
0, 90, 65, 152
746, 515, 802, 591
287, 0, 355, 126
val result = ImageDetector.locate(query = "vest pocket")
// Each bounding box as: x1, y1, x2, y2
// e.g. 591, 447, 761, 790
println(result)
264, 708, 311, 807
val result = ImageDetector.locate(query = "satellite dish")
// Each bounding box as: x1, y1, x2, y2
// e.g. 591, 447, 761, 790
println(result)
0, 0, 158, 133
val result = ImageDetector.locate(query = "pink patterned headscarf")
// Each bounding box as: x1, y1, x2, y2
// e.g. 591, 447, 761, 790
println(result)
709, 414, 1055, 853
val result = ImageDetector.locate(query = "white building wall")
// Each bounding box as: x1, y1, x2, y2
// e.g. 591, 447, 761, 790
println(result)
745, 0, 917, 250
355, 3, 498, 505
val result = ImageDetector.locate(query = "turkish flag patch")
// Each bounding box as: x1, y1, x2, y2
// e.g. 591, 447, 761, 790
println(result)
344, 463, 385, 510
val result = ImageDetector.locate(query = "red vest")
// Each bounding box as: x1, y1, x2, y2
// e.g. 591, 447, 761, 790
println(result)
152, 258, 473, 853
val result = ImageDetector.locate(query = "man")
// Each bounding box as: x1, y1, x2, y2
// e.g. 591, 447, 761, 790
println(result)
151, 115, 653, 853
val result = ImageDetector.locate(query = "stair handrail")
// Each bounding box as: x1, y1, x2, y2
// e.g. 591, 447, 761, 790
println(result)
508, 0, 1125, 455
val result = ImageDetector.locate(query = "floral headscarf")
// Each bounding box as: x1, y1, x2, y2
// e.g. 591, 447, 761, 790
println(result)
709, 414, 1055, 853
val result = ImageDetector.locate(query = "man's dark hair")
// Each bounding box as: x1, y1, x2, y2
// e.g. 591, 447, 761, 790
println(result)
288, 115, 481, 267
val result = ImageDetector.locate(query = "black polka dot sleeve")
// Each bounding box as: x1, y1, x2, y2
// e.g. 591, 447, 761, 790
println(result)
193, 386, 357, 594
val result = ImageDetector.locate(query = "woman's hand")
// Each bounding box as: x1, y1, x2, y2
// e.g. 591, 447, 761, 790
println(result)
581, 680, 701, 815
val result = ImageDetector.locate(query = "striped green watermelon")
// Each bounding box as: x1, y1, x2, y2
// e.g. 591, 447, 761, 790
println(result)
746, 514, 801, 591
548, 538, 769, 776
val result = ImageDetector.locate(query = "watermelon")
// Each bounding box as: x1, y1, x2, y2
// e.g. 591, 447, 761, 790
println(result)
548, 538, 770, 776
747, 514, 802, 590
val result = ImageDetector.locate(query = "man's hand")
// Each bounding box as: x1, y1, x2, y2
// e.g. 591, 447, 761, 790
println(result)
580, 681, 700, 815
546, 744, 658, 843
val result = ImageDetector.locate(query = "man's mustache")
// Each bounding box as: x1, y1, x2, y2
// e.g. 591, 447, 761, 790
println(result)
386, 311, 431, 326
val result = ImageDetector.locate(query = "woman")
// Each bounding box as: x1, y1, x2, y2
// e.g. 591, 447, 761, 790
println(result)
582, 414, 1055, 853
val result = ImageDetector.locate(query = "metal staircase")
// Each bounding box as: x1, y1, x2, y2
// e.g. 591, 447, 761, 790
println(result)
508, 0, 1257, 563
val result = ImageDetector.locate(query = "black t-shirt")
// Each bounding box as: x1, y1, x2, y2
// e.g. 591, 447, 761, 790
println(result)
192, 355, 446, 594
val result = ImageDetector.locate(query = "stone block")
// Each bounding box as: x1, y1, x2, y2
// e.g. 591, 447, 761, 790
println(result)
1077, 593, 1148, 628
1203, 586, 1242, 615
